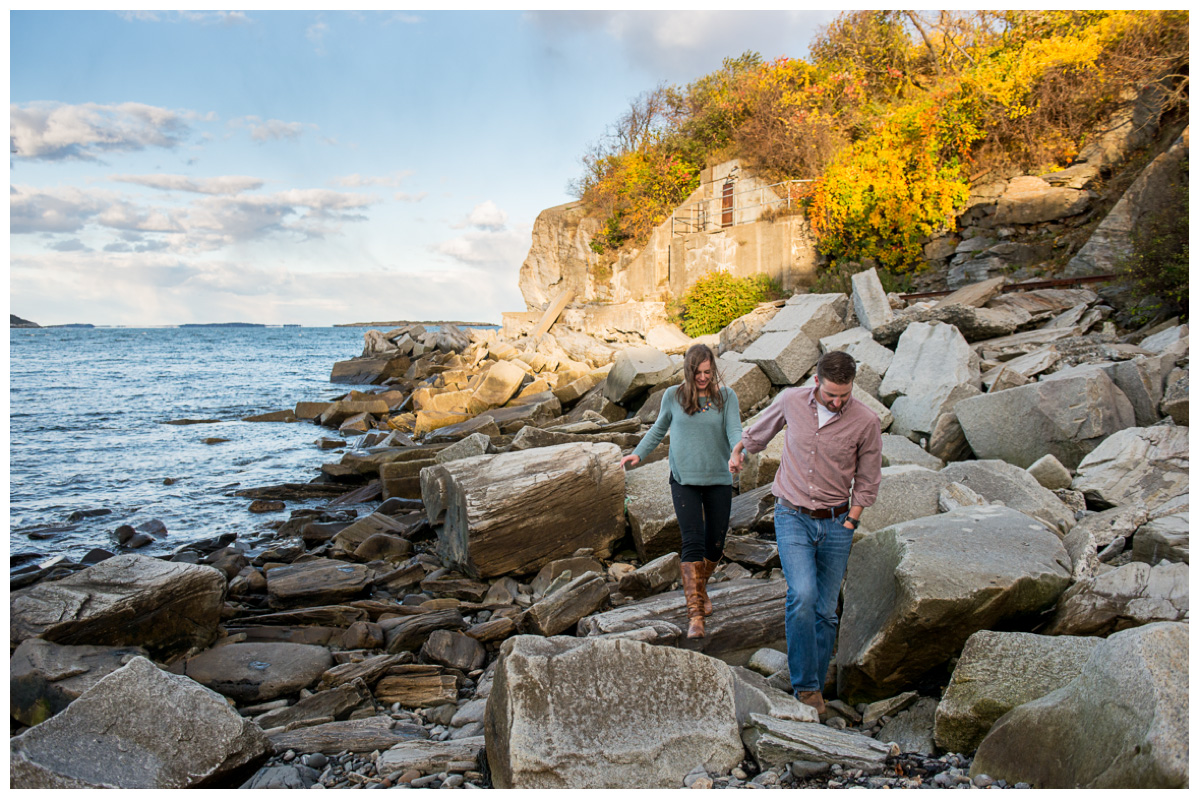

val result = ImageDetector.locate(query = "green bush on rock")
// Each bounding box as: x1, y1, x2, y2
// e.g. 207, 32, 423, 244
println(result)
680, 272, 782, 338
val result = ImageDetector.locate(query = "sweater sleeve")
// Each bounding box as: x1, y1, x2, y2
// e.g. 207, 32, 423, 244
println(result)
632, 386, 674, 462
723, 387, 743, 453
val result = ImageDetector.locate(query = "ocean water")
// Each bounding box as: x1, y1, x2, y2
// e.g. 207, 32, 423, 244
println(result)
8, 325, 387, 563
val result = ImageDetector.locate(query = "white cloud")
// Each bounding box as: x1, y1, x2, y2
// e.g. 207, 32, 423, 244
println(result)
307, 20, 329, 55
455, 200, 509, 231
394, 191, 428, 203
118, 11, 251, 26
230, 116, 314, 143
527, 10, 838, 80
109, 174, 265, 195
12, 183, 376, 250
10, 101, 196, 161
332, 170, 414, 188
434, 227, 529, 271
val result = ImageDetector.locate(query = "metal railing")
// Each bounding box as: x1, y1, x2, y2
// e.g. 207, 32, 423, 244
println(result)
671, 179, 813, 236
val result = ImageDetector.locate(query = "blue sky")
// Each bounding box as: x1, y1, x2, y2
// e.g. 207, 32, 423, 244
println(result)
9, 9, 837, 326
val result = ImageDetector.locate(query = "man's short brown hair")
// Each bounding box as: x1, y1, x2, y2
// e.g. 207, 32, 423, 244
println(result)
816, 350, 857, 385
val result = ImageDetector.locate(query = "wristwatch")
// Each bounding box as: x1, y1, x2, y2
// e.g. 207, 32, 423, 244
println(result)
845, 517, 860, 529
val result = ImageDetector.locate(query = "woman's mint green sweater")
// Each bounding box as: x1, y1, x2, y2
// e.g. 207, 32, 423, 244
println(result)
632, 385, 742, 486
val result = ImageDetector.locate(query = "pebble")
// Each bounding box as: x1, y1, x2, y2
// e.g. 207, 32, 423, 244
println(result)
443, 774, 465, 788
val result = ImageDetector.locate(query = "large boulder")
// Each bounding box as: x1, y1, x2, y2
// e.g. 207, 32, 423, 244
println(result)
422, 442, 626, 578
819, 327, 895, 379
715, 355, 771, 415
623, 459, 680, 561
10, 640, 148, 727
9, 555, 225, 658
762, 292, 847, 341
603, 346, 676, 405
1132, 512, 1189, 565
954, 372, 1137, 470
741, 328, 820, 386
10, 656, 270, 788
851, 267, 893, 333
836, 505, 1071, 703
858, 465, 954, 533
991, 175, 1090, 225
933, 631, 1102, 754
1041, 560, 1189, 636
1070, 426, 1189, 509
940, 460, 1076, 534
265, 558, 373, 608
878, 321, 978, 405
485, 635, 744, 788
184, 642, 334, 704
969, 622, 1188, 788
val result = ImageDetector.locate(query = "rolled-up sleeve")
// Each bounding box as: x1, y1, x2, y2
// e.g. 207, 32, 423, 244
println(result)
850, 422, 883, 508
740, 390, 788, 454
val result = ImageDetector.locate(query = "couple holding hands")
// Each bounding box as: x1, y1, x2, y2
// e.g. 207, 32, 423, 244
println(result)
620, 344, 882, 714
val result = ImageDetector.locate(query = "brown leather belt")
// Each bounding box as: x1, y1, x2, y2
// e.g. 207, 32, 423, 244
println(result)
778, 498, 849, 519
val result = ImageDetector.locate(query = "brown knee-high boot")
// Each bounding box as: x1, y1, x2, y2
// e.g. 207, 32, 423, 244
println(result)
680, 561, 706, 638
700, 558, 719, 616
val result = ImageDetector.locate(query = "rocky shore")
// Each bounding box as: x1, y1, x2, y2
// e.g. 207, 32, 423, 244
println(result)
9, 267, 1188, 789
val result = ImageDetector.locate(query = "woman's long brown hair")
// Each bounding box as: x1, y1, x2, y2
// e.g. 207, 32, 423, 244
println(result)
677, 343, 724, 415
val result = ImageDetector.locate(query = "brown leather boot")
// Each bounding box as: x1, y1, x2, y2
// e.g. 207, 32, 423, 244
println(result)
680, 561, 706, 638
700, 558, 719, 616
797, 690, 826, 715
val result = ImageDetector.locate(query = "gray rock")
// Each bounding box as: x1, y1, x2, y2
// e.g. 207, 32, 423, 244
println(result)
890, 382, 981, 443
1042, 560, 1188, 636
851, 268, 894, 333
241, 764, 316, 789
940, 460, 1075, 534
254, 679, 374, 730
10, 656, 270, 788
433, 433, 492, 464
746, 647, 789, 677
521, 571, 610, 637
819, 327, 896, 379
720, 304, 782, 354
184, 642, 333, 704
765, 293, 848, 341
970, 622, 1188, 788
837, 505, 1071, 703
991, 176, 1090, 225
1026, 454, 1073, 491
1071, 503, 1150, 548
742, 713, 893, 773
420, 630, 487, 673
1132, 512, 1189, 565
933, 631, 1102, 754
9, 554, 225, 659
879, 322, 979, 407
862, 691, 919, 728
272, 716, 429, 754
485, 635, 744, 788
1044, 359, 1163, 428
617, 552, 680, 599
859, 465, 953, 533
955, 372, 1136, 470
877, 697, 938, 756
938, 482, 987, 513
1061, 525, 1100, 583
731, 665, 818, 726
881, 435, 945, 471
715, 356, 772, 416
1071, 426, 1189, 509
10, 640, 148, 727
376, 735, 485, 774
603, 346, 676, 405
1139, 325, 1188, 355
742, 328, 821, 386
531, 555, 604, 596
624, 459, 680, 561
1160, 370, 1188, 425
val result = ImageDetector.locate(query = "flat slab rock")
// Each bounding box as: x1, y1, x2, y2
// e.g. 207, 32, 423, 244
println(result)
271, 716, 430, 754
11, 656, 271, 789
742, 713, 894, 773
184, 641, 333, 704
376, 735, 485, 774
9, 554, 226, 659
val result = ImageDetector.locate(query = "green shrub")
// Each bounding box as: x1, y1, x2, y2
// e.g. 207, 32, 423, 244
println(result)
1120, 157, 1188, 322
680, 271, 783, 337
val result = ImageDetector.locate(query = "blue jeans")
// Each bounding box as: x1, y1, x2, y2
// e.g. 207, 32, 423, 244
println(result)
774, 501, 854, 695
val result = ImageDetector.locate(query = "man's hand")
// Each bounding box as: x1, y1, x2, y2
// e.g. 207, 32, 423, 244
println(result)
728, 450, 744, 474
620, 454, 641, 470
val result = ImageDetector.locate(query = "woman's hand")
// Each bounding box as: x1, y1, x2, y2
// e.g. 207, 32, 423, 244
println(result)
728, 443, 745, 474
620, 454, 641, 470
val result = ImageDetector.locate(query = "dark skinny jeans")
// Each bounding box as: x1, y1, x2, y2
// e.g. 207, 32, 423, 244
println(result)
669, 475, 733, 563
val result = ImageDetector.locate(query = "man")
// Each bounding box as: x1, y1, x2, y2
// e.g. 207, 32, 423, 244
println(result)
729, 350, 882, 714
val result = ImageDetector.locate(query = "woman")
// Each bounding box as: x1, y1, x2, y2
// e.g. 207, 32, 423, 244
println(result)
620, 343, 742, 638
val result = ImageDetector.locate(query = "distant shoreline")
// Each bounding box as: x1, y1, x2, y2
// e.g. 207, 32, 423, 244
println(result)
334, 320, 498, 328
